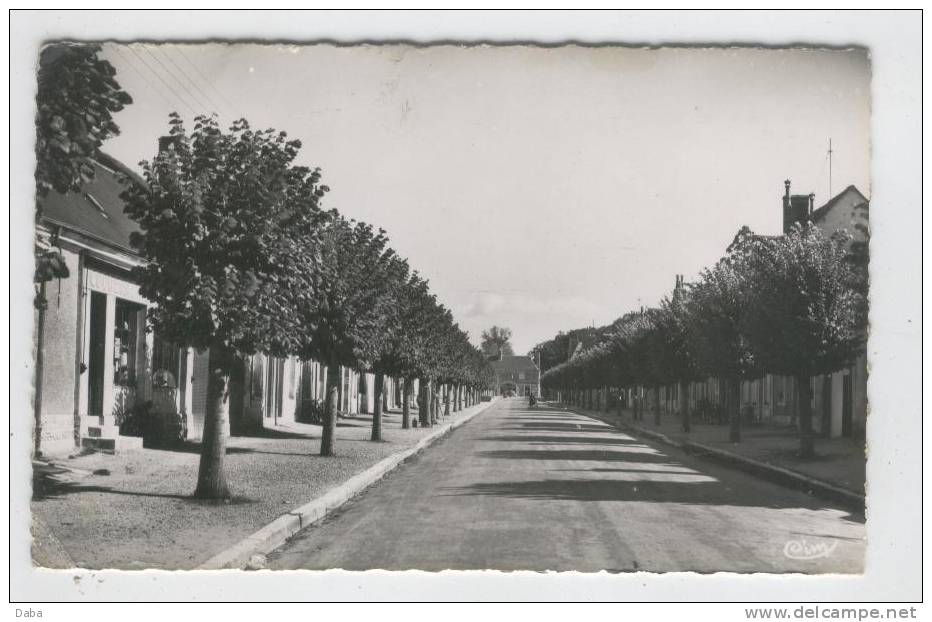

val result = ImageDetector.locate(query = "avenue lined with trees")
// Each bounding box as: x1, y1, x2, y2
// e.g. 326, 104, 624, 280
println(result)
539, 224, 868, 458
26, 39, 878, 579
123, 114, 495, 498
36, 45, 495, 500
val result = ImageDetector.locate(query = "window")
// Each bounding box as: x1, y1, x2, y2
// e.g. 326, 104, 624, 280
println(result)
518, 372, 526, 380
113, 299, 142, 386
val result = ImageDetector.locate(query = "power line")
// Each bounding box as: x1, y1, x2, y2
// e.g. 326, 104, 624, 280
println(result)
140, 46, 206, 116
157, 46, 229, 117
108, 44, 176, 110
126, 45, 197, 116
175, 46, 239, 116
147, 46, 214, 113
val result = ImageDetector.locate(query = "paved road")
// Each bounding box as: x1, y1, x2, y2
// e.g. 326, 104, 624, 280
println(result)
269, 398, 864, 573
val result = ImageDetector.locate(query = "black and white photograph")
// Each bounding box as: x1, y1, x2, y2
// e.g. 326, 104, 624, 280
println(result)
8, 8, 923, 608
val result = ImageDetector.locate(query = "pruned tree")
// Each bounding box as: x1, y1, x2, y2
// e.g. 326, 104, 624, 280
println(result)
123, 114, 328, 499
296, 216, 394, 456
743, 224, 867, 457
367, 253, 412, 441
650, 286, 701, 432
686, 227, 762, 442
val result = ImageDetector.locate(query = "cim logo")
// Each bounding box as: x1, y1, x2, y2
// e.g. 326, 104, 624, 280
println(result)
783, 538, 839, 560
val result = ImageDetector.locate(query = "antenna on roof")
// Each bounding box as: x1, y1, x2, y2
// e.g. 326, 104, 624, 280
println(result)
828, 138, 833, 198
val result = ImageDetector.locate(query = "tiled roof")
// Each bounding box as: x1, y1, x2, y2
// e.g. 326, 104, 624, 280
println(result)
37, 153, 143, 253
491, 355, 540, 375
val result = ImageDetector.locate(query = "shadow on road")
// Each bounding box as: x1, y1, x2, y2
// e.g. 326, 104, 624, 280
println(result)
477, 435, 642, 446
496, 423, 615, 433
441, 477, 863, 522
476, 448, 672, 463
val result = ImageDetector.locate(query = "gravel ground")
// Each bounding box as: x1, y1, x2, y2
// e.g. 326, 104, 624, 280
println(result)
31, 407, 469, 570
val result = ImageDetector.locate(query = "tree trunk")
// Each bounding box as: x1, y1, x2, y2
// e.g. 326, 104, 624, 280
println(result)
336, 366, 344, 418
371, 372, 384, 442
418, 377, 430, 427
383, 378, 390, 412
320, 362, 340, 456
654, 385, 662, 426
796, 373, 815, 458
680, 379, 691, 433
431, 388, 439, 424
729, 377, 741, 443
401, 378, 411, 429
444, 385, 451, 417
194, 349, 234, 499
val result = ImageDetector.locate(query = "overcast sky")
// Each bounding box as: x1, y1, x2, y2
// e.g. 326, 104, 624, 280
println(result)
98, 43, 871, 354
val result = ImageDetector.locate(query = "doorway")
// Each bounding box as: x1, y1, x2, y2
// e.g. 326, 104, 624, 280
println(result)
86, 292, 107, 417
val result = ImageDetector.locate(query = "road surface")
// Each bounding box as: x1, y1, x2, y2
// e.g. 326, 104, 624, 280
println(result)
269, 398, 864, 573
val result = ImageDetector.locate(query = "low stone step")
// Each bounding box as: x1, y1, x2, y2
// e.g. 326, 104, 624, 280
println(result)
86, 424, 120, 438
80, 435, 143, 454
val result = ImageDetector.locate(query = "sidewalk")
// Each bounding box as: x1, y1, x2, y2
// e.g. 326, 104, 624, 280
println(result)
31, 402, 491, 570
560, 403, 865, 505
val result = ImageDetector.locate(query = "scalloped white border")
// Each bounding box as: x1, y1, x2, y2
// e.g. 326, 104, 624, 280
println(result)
7, 8, 922, 605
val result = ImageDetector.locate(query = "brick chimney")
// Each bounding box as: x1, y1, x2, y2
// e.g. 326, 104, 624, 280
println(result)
782, 179, 813, 234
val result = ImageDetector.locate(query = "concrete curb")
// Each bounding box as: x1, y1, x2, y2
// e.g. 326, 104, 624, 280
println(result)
559, 403, 865, 513
678, 439, 865, 511
197, 397, 499, 570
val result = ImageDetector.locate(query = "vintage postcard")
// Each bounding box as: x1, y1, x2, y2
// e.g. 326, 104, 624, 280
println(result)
10, 8, 923, 608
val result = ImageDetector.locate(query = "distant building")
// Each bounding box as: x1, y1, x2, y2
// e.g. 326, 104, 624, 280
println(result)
490, 354, 540, 397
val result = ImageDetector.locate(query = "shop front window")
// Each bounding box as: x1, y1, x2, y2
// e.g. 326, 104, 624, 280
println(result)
113, 299, 142, 386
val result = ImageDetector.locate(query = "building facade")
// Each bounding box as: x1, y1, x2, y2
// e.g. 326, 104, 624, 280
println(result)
491, 354, 541, 397
32, 155, 381, 457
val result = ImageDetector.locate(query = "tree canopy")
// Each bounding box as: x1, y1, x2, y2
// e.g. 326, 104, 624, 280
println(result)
124, 114, 328, 357
36, 44, 133, 198
743, 224, 867, 378
481, 325, 514, 357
